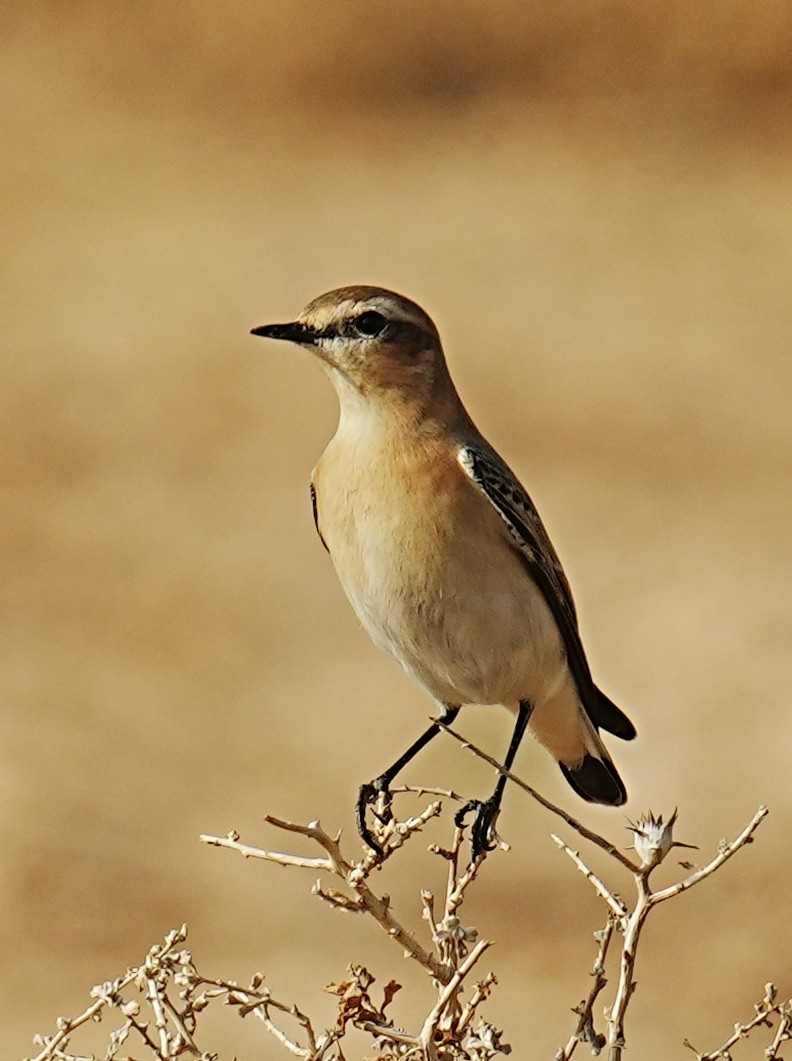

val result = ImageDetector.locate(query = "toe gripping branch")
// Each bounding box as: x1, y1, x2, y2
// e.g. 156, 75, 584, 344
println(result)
456, 699, 533, 862
455, 796, 502, 862
356, 776, 394, 856
356, 707, 462, 857
356, 701, 531, 862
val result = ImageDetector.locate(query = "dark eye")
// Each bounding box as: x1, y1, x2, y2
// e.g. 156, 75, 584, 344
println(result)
352, 310, 388, 338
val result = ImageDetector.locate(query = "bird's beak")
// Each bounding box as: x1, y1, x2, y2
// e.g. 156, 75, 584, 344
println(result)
250, 321, 317, 346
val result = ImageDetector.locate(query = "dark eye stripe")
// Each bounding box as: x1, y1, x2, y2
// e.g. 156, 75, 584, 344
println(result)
312, 312, 398, 342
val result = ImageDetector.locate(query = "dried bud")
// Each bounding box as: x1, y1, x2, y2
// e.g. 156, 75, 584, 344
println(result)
89, 981, 117, 1004
627, 809, 695, 869
463, 1020, 512, 1057
436, 915, 478, 944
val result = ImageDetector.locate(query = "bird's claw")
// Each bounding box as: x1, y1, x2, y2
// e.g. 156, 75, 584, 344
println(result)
356, 778, 394, 856
455, 796, 501, 862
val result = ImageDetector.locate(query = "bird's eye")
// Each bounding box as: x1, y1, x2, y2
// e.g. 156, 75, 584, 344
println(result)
352, 310, 388, 338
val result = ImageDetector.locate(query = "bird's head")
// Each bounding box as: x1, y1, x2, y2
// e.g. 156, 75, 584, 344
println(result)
252, 286, 455, 414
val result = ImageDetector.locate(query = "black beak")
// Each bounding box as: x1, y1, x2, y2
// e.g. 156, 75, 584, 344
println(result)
250, 321, 317, 345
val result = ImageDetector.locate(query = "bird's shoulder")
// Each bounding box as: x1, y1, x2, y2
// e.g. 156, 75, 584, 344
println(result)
455, 441, 577, 622
315, 423, 468, 503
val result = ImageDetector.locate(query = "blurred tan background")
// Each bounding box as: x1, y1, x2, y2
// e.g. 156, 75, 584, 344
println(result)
2, 1, 792, 1056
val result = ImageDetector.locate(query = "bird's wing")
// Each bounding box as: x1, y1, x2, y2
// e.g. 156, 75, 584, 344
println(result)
458, 444, 635, 740
310, 481, 329, 553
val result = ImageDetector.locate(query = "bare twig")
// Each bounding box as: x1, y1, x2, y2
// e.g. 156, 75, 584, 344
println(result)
551, 835, 628, 921
607, 807, 768, 1060
767, 1004, 792, 1060
683, 982, 792, 1060
556, 918, 616, 1060
30, 784, 773, 1061
418, 939, 493, 1058
199, 828, 334, 871
26, 927, 190, 1061
457, 971, 499, 1031
436, 719, 639, 872
201, 812, 450, 983
199, 800, 510, 1058
648, 805, 768, 906
392, 784, 467, 802
546, 805, 770, 1061
144, 974, 170, 1055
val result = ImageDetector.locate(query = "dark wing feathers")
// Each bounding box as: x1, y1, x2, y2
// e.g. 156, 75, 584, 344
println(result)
310, 481, 329, 553
458, 444, 635, 741
593, 687, 636, 741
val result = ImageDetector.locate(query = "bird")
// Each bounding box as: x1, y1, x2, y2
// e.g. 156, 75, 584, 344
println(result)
251, 286, 636, 859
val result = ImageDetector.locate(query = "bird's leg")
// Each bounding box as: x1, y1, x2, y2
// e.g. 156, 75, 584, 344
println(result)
357, 704, 461, 855
456, 700, 533, 861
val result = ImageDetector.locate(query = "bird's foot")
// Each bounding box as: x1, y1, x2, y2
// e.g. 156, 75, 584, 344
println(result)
455, 796, 502, 862
356, 777, 394, 856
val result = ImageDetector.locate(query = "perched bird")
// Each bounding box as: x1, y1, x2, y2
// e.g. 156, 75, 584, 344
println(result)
252, 286, 636, 859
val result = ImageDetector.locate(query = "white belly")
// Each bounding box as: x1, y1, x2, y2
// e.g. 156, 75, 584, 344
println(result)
326, 492, 567, 708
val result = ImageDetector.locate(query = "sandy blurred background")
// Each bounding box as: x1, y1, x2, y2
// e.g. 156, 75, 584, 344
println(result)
3, 1, 792, 1056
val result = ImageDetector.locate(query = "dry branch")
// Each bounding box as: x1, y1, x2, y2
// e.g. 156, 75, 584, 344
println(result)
683, 982, 792, 1060
28, 743, 774, 1061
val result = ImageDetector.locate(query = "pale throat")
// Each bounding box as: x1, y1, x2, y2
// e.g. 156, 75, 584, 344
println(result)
325, 363, 442, 443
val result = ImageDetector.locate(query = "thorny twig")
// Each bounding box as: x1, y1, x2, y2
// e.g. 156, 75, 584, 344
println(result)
29, 739, 776, 1061
435, 720, 639, 872
26, 925, 342, 1061
551, 835, 628, 921
202, 801, 509, 1059
549, 806, 769, 1059
29, 797, 509, 1060
202, 807, 449, 983
683, 981, 792, 1060
432, 719, 775, 1058
555, 917, 617, 1060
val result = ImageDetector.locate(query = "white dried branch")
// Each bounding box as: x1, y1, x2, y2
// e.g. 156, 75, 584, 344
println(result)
456, 971, 498, 1032
230, 994, 314, 1059
199, 829, 334, 872
607, 805, 769, 1060
648, 805, 768, 905
683, 983, 792, 1061
27, 972, 140, 1061
194, 978, 325, 1059
551, 835, 628, 921
157, 991, 200, 1055
351, 799, 445, 878
606, 875, 648, 1061
26, 927, 191, 1061
30, 789, 773, 1061
446, 842, 486, 916
556, 917, 616, 1060
199, 800, 506, 1057
143, 974, 170, 1055
767, 1005, 792, 1060
359, 1020, 421, 1047
201, 810, 451, 983
436, 719, 639, 872
418, 939, 494, 1059
422, 888, 441, 944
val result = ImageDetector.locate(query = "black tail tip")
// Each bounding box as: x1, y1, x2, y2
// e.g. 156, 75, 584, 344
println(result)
593, 688, 637, 741
560, 755, 627, 806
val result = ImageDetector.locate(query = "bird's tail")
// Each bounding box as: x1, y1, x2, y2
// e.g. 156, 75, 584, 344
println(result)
529, 680, 629, 807
558, 731, 627, 806
590, 686, 637, 741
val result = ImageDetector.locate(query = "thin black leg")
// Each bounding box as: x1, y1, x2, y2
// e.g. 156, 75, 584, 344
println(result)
456, 700, 534, 861
357, 704, 461, 855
